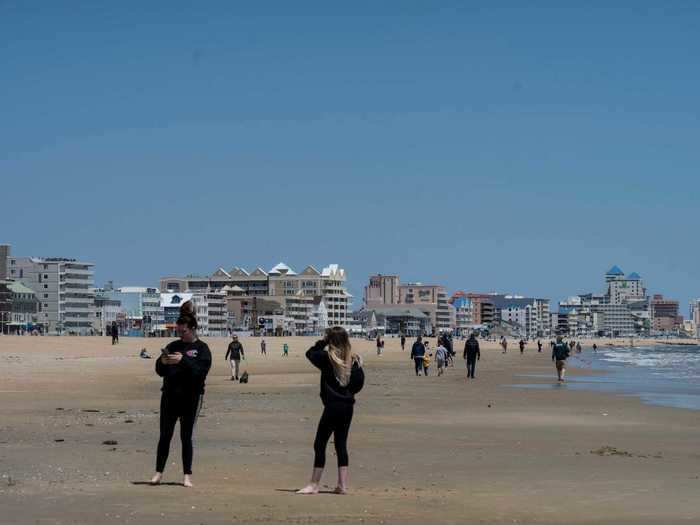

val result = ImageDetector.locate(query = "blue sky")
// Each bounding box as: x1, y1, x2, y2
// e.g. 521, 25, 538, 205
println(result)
2, 2, 699, 312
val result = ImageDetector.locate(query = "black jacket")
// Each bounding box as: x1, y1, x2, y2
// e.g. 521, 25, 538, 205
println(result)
552, 343, 570, 361
464, 337, 480, 359
306, 340, 363, 406
410, 341, 426, 359
225, 341, 245, 360
156, 339, 212, 395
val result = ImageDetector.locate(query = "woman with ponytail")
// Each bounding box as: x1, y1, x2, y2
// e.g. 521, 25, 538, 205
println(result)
151, 300, 212, 488
297, 327, 364, 495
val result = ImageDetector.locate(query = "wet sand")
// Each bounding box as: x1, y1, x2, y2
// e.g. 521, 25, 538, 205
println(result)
1, 335, 699, 524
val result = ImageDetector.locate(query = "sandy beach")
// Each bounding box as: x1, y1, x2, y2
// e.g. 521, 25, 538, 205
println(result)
2, 335, 699, 525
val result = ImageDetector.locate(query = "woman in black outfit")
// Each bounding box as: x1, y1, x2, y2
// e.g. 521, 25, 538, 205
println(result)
297, 327, 364, 495
150, 300, 212, 488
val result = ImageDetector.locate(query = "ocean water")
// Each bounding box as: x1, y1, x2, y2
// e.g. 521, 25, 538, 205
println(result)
509, 344, 700, 411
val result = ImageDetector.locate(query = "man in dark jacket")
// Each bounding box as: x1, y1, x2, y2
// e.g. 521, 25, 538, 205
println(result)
463, 333, 481, 379
410, 336, 426, 376
225, 334, 245, 381
552, 335, 570, 382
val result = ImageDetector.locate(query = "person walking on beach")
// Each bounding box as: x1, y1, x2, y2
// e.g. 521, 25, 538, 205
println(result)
410, 336, 427, 376
537, 339, 543, 353
225, 334, 245, 381
260, 337, 267, 356
151, 300, 212, 488
500, 336, 508, 354
464, 332, 480, 379
519, 339, 526, 355
576, 342, 582, 353
283, 343, 289, 357
422, 352, 431, 376
297, 327, 364, 495
552, 336, 570, 382
435, 342, 447, 376
593, 343, 598, 352
376, 335, 383, 356
400, 335, 406, 351
111, 322, 119, 345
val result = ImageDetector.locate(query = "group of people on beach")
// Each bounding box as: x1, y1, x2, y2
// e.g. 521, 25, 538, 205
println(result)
150, 301, 590, 492
151, 300, 364, 493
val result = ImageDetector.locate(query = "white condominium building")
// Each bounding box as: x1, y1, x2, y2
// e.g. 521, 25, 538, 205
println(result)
8, 256, 95, 335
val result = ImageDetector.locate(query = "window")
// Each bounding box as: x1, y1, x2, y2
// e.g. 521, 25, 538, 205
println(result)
44, 303, 48, 308
44, 284, 48, 289
19, 269, 23, 278
44, 294, 48, 298
43, 264, 48, 270
44, 274, 48, 279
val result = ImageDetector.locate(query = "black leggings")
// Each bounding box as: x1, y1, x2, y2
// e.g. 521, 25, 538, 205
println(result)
313, 403, 353, 469
155, 392, 202, 475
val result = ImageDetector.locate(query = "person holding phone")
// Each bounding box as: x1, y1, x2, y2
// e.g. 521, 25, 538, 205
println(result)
297, 327, 364, 495
151, 300, 212, 488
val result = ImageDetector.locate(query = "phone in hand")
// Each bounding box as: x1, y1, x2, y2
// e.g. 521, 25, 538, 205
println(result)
160, 347, 169, 356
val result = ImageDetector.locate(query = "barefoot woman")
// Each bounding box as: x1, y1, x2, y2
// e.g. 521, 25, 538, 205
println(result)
298, 327, 364, 495
151, 300, 212, 487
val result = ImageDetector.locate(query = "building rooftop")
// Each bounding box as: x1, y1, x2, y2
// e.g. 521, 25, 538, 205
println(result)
627, 272, 642, 280
1, 280, 36, 295
606, 265, 625, 276
269, 262, 297, 275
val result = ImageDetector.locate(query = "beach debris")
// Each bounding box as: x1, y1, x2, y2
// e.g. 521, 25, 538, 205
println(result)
487, 404, 492, 408
55, 408, 64, 411
124, 420, 134, 423
102, 440, 118, 446
54, 439, 65, 443
590, 446, 654, 458
82, 409, 100, 413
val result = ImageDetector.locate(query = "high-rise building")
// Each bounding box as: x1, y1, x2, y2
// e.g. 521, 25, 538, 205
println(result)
364, 274, 400, 308
161, 262, 351, 332
8, 255, 95, 335
605, 266, 646, 304
0, 244, 10, 280
650, 294, 680, 333
399, 283, 455, 333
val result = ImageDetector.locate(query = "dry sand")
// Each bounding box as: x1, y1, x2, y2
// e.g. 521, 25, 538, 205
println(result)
1, 335, 699, 524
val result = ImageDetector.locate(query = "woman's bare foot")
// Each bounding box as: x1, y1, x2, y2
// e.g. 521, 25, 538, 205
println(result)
296, 483, 320, 494
183, 474, 193, 488
150, 472, 162, 485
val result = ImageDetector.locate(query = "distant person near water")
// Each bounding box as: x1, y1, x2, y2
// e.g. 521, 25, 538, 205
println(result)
576, 342, 582, 353
400, 335, 406, 351
152, 300, 212, 488
376, 335, 384, 356
500, 336, 508, 354
297, 327, 364, 495
519, 339, 526, 354
283, 343, 289, 357
410, 336, 427, 376
464, 332, 481, 379
260, 337, 267, 356
537, 339, 543, 353
552, 336, 571, 382
593, 343, 598, 352
225, 334, 245, 381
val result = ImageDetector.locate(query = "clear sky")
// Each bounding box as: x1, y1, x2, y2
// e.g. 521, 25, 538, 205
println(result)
2, 2, 699, 313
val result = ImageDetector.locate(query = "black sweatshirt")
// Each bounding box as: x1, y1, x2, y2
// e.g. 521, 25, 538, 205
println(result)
463, 337, 480, 359
410, 341, 426, 359
225, 341, 245, 360
155, 339, 212, 395
305, 340, 363, 406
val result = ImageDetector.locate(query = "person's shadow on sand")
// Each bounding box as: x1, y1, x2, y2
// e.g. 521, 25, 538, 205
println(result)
131, 481, 184, 487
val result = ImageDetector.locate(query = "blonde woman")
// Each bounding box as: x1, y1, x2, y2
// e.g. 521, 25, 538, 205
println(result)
297, 327, 364, 495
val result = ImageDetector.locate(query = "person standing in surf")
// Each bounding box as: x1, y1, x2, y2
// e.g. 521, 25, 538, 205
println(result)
151, 300, 212, 488
552, 335, 570, 382
297, 327, 364, 495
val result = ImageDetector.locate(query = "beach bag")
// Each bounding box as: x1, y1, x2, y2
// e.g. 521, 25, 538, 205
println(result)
347, 363, 365, 395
